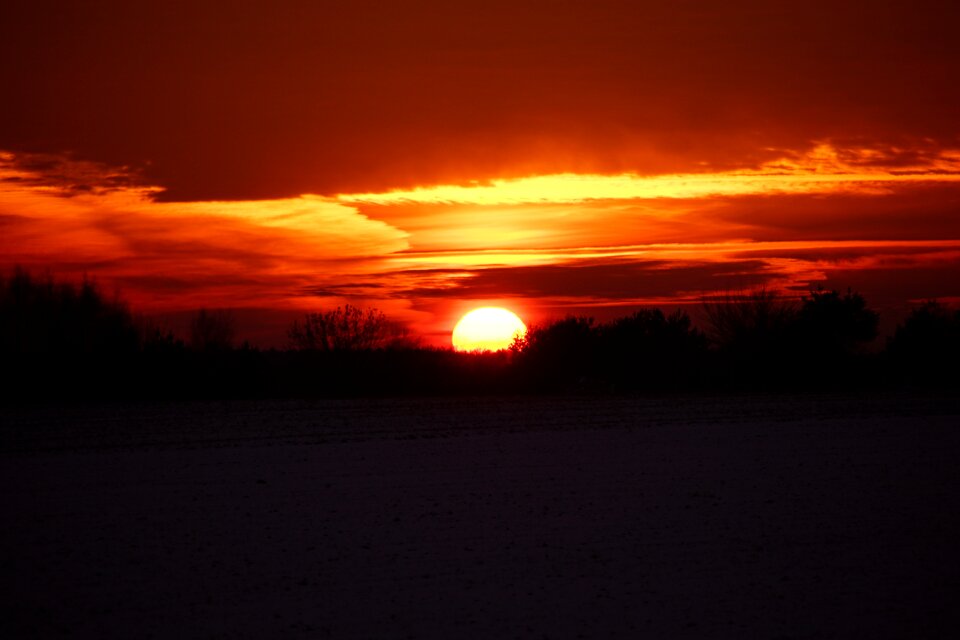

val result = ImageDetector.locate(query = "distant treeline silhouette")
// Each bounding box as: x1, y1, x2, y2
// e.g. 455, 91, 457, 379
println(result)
1, 268, 957, 401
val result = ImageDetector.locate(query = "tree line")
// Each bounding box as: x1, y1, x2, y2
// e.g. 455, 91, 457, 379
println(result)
1, 268, 957, 401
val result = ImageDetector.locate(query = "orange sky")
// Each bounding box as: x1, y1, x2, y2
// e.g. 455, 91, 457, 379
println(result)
2, 2, 960, 345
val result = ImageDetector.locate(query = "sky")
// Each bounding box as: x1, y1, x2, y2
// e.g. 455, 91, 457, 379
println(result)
2, 1, 960, 346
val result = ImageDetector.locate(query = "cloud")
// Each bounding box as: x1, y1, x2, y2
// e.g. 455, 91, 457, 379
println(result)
338, 147, 960, 256
0, 153, 408, 311
5, 148, 960, 346
340, 144, 960, 207
355, 259, 777, 301
688, 185, 960, 243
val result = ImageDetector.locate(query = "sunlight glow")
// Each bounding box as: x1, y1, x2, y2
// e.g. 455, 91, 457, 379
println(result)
452, 307, 527, 352
339, 144, 960, 206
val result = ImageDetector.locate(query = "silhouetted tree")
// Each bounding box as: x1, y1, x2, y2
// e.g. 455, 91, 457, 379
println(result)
701, 288, 796, 352
513, 316, 598, 387
794, 288, 879, 356
0, 267, 139, 356
138, 321, 184, 354
189, 308, 236, 351
886, 300, 960, 385
0, 267, 147, 401
288, 305, 411, 351
699, 289, 801, 387
598, 309, 708, 388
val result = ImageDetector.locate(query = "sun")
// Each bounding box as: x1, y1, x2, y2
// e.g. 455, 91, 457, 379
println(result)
452, 307, 527, 352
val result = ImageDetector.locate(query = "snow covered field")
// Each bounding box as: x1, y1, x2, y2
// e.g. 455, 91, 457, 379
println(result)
2, 395, 959, 638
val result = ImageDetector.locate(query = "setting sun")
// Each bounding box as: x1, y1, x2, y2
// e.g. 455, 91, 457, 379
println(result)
452, 307, 527, 352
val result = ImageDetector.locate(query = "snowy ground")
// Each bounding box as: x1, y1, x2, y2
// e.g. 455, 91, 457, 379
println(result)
2, 394, 959, 638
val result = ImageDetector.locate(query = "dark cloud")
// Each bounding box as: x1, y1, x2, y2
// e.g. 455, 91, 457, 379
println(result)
0, 152, 147, 196
111, 273, 269, 294
730, 244, 960, 264
2, 1, 959, 199
397, 259, 776, 300
698, 185, 960, 242
299, 282, 390, 298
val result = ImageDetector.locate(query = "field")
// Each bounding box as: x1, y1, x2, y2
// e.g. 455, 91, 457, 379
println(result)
2, 394, 959, 638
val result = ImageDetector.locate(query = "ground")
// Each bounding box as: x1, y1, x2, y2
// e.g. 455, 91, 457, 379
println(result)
2, 394, 959, 638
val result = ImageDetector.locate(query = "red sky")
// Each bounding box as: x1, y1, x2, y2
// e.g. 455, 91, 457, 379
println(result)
2, 1, 960, 345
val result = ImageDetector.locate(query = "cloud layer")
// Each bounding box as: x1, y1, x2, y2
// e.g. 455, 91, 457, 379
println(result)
4, 145, 958, 345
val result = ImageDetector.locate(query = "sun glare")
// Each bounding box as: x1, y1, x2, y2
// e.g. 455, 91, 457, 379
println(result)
452, 307, 527, 352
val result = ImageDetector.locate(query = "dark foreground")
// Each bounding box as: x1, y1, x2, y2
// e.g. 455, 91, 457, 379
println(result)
2, 394, 959, 639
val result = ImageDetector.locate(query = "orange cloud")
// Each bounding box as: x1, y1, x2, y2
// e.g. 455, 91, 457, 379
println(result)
341, 144, 960, 206
0, 153, 407, 312
4, 146, 960, 347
